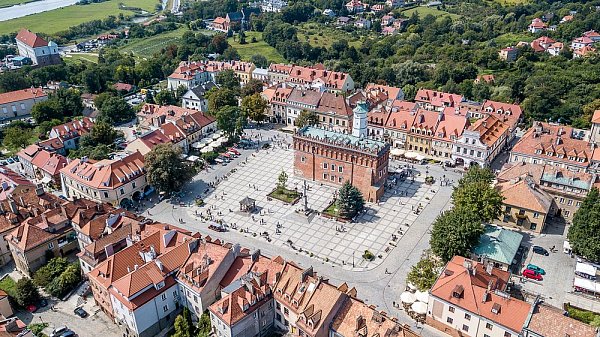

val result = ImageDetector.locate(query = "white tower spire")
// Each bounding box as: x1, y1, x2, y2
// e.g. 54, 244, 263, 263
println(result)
352, 101, 368, 138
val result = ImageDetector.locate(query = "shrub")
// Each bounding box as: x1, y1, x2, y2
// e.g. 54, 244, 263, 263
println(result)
363, 250, 375, 261
33, 257, 69, 287
46, 264, 81, 298
14, 278, 40, 307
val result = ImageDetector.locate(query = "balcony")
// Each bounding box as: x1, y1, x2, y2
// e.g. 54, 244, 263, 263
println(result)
515, 212, 527, 219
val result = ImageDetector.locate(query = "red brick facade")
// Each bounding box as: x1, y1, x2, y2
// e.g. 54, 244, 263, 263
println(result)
293, 131, 389, 202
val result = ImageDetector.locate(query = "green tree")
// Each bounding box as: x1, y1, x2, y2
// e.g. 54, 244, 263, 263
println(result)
295, 110, 318, 128
216, 106, 245, 137
145, 143, 194, 193
80, 121, 123, 147
336, 182, 365, 219
69, 144, 113, 160
207, 88, 237, 114
277, 169, 288, 191
430, 207, 484, 262
155, 90, 177, 105
250, 54, 268, 68
14, 278, 40, 307
46, 263, 82, 297
406, 250, 444, 291
452, 166, 503, 222
31, 100, 61, 123
197, 311, 212, 337
33, 257, 69, 287
568, 188, 600, 262
98, 96, 135, 125
241, 93, 267, 123
2, 127, 33, 150
173, 308, 193, 337
240, 78, 264, 97
215, 69, 240, 92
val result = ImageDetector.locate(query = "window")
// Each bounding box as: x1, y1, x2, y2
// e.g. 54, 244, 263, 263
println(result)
301, 156, 306, 162
338, 177, 343, 183
323, 163, 328, 169
568, 199, 573, 205
505, 206, 512, 213
462, 325, 469, 332
449, 306, 455, 313
464, 313, 471, 320
20, 103, 25, 110
446, 317, 453, 324
284, 307, 289, 315
331, 164, 335, 171
132, 182, 136, 189
338, 166, 343, 173
576, 201, 582, 207
276, 313, 281, 322
486, 323, 493, 330
193, 295, 197, 302
103, 192, 109, 198
504, 333, 511, 337
120, 188, 125, 195
48, 242, 54, 249
564, 210, 570, 216
276, 302, 281, 310
161, 293, 167, 301
533, 212, 539, 218
11, 105, 16, 112
323, 173, 328, 179
163, 305, 168, 312
484, 335, 491, 337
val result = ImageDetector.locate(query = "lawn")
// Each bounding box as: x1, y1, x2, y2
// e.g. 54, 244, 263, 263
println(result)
494, 32, 533, 46
0, 0, 39, 9
323, 202, 339, 217
63, 53, 99, 63
565, 304, 600, 326
297, 23, 364, 49
227, 31, 285, 64
400, 6, 460, 19
268, 187, 300, 203
120, 27, 189, 58
0, 276, 17, 299
0, 0, 160, 35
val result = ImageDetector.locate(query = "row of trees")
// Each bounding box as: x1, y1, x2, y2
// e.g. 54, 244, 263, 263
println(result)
34, 257, 82, 298
408, 166, 503, 290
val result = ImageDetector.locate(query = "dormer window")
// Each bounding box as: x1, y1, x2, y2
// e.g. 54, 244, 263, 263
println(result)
535, 149, 542, 154
452, 285, 464, 298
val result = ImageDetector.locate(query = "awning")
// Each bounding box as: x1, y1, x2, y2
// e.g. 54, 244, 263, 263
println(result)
40, 176, 52, 184
574, 277, 600, 293
400, 292, 416, 304
576, 262, 597, 277
411, 301, 428, 314
390, 148, 405, 156
404, 152, 418, 159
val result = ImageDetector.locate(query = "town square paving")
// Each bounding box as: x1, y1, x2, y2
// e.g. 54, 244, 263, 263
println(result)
147, 128, 461, 336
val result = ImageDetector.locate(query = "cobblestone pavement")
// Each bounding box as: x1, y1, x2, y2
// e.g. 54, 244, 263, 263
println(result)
147, 127, 462, 337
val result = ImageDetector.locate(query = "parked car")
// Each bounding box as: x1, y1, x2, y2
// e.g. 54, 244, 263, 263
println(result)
6, 158, 14, 164
526, 264, 546, 275
532, 245, 549, 256
74, 307, 88, 318
523, 269, 543, 281
50, 327, 69, 337
60, 330, 76, 337
0, 160, 6, 166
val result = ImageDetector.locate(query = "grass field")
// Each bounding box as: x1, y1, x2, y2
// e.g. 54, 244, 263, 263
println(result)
494, 32, 533, 46
400, 6, 460, 19
63, 53, 99, 63
0, 0, 39, 9
297, 23, 364, 49
120, 27, 188, 58
0, 276, 17, 299
227, 31, 285, 63
0, 0, 160, 35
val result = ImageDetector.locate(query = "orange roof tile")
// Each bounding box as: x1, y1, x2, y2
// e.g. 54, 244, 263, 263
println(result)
0, 87, 46, 106
16, 29, 48, 48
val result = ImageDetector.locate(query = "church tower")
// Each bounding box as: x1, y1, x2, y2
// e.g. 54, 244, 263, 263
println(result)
352, 101, 368, 138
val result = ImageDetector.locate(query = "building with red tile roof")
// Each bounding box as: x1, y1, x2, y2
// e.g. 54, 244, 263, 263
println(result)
367, 106, 390, 141
571, 36, 594, 50
427, 256, 532, 337
510, 122, 592, 172
49, 117, 94, 150
60, 151, 147, 208
0, 87, 47, 120
15, 29, 61, 66
528, 18, 547, 33
452, 114, 510, 167
365, 83, 404, 101
573, 45, 596, 58
530, 36, 555, 52
384, 101, 417, 149
113, 82, 135, 93
268, 64, 354, 93
432, 109, 469, 160
125, 129, 172, 156
414, 89, 463, 111
523, 301, 597, 337
262, 84, 293, 123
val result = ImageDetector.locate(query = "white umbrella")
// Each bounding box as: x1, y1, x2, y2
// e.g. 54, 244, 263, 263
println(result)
187, 155, 199, 162
415, 154, 425, 161
407, 283, 417, 291
400, 291, 416, 304
415, 290, 429, 303
404, 152, 418, 159
192, 142, 205, 149
411, 301, 428, 315
200, 146, 214, 153
390, 148, 405, 156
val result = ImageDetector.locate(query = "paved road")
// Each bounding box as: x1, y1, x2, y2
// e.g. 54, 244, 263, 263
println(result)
146, 127, 461, 336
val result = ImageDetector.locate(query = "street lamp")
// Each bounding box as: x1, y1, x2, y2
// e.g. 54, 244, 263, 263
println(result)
352, 251, 355, 267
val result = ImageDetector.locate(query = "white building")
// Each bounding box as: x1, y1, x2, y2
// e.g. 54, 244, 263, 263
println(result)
15, 29, 61, 66
181, 82, 217, 112
452, 114, 510, 168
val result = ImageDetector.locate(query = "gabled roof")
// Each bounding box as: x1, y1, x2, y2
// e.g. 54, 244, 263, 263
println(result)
472, 225, 524, 265
16, 29, 48, 48
0, 87, 46, 105
496, 177, 554, 213
430, 256, 530, 333
385, 101, 417, 131
0, 168, 35, 201
317, 92, 352, 116
60, 151, 145, 190
7, 222, 57, 251
50, 118, 94, 141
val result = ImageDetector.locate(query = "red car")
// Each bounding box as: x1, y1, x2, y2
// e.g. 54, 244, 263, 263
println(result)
523, 269, 543, 281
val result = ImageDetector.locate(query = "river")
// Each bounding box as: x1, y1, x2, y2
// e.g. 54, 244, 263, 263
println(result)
0, 0, 80, 22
